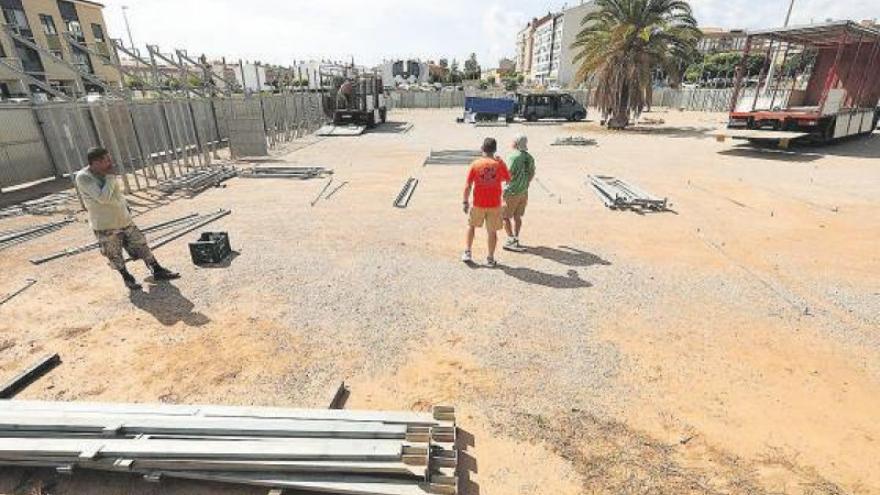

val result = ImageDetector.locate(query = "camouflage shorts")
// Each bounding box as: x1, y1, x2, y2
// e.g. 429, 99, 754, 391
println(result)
95, 224, 155, 271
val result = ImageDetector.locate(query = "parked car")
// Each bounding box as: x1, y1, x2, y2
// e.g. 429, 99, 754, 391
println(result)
517, 93, 587, 122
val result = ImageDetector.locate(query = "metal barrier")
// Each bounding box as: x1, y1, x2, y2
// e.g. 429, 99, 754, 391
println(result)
651, 88, 793, 112
387, 90, 591, 109
0, 92, 328, 192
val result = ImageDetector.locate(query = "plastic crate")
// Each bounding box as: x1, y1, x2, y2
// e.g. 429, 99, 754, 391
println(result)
189, 232, 231, 265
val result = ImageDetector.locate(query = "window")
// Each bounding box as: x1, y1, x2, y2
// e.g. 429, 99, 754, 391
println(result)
39, 14, 57, 35
2, 8, 30, 30
91, 23, 104, 42
0, 41, 5, 58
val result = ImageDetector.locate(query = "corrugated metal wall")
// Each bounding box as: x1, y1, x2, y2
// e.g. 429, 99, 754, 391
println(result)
0, 94, 328, 191
0, 106, 56, 189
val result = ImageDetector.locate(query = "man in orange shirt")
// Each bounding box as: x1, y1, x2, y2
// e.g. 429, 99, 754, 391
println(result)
462, 138, 511, 267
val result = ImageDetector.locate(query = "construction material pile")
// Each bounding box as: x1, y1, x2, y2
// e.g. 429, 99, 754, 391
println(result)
239, 166, 334, 180
552, 136, 597, 147
423, 150, 481, 166
0, 218, 73, 252
157, 167, 237, 195
0, 400, 459, 495
30, 209, 231, 265
0, 191, 78, 218
589, 175, 669, 212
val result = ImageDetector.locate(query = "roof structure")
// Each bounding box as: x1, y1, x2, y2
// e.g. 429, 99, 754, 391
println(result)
747, 21, 880, 46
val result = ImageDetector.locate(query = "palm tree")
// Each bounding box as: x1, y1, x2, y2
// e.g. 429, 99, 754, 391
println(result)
572, 0, 700, 129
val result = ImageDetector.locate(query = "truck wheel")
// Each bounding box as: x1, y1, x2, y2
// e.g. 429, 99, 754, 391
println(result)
572, 111, 586, 122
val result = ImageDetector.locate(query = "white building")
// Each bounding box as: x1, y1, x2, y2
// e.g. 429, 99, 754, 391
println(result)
525, 2, 597, 87
380, 60, 430, 87
234, 62, 272, 93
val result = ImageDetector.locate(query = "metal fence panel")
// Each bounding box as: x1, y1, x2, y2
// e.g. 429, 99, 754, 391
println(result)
226, 98, 268, 157
0, 107, 56, 189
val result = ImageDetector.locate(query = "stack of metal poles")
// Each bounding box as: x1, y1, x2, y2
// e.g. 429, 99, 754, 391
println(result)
588, 175, 669, 212
0, 218, 74, 252
0, 400, 459, 495
157, 167, 237, 195
239, 166, 333, 180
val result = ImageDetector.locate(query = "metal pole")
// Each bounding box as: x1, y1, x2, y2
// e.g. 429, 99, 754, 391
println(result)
783, 0, 796, 27
121, 6, 136, 50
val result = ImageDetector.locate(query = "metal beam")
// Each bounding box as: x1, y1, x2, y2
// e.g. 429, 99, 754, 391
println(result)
2, 26, 105, 94
0, 354, 61, 399
0, 58, 68, 100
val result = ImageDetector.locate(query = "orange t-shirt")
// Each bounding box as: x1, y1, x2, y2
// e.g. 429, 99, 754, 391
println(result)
466, 157, 511, 208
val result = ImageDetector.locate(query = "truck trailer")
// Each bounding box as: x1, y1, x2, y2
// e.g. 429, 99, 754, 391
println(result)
717, 21, 880, 147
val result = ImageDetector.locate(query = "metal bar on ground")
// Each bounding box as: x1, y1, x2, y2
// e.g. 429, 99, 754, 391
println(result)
0, 354, 61, 399
0, 279, 37, 307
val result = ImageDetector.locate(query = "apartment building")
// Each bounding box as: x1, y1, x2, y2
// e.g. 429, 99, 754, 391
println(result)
0, 0, 120, 99
521, 2, 597, 87
515, 22, 535, 75
697, 27, 749, 54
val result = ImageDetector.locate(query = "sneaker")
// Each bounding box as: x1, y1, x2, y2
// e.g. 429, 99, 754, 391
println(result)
461, 250, 473, 263
503, 238, 519, 252
486, 257, 498, 268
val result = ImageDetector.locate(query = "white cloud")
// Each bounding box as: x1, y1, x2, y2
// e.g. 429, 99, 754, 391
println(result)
101, 0, 880, 68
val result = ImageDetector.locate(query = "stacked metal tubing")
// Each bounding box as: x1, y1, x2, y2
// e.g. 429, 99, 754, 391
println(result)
157, 167, 237, 194
239, 166, 334, 180
588, 175, 668, 211
0, 400, 459, 495
0, 218, 73, 252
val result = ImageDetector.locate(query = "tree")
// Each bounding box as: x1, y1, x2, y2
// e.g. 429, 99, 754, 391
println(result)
439, 58, 449, 69
447, 59, 463, 84
572, 0, 701, 129
685, 52, 764, 84
464, 53, 481, 80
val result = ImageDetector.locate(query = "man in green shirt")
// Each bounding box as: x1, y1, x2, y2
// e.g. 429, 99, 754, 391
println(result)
503, 135, 535, 251
75, 147, 179, 290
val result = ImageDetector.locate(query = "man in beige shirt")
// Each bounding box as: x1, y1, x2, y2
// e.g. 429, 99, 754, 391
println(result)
75, 147, 179, 290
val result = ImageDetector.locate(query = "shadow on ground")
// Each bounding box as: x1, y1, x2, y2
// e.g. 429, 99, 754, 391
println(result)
527, 246, 612, 268
129, 282, 210, 327
719, 132, 880, 162
369, 122, 413, 134
622, 126, 718, 139
501, 267, 592, 289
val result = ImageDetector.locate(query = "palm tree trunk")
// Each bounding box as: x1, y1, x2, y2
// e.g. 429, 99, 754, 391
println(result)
607, 83, 630, 129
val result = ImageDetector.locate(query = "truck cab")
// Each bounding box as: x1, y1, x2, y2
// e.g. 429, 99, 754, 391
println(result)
518, 93, 587, 122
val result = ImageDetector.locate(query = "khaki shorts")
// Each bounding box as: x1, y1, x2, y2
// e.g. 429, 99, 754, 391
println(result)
503, 193, 528, 219
95, 224, 156, 271
469, 207, 503, 231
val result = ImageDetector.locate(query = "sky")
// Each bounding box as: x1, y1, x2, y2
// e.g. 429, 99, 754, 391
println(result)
101, 0, 880, 68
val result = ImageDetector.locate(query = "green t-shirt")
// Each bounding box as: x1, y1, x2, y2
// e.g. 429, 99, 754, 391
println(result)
504, 150, 535, 197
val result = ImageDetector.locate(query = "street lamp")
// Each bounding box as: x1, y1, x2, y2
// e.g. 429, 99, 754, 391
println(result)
121, 5, 135, 50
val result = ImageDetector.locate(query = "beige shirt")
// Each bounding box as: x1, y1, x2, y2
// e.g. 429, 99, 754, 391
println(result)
75, 167, 132, 231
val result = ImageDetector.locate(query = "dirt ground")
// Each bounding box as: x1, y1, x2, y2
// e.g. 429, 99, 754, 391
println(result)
0, 109, 878, 495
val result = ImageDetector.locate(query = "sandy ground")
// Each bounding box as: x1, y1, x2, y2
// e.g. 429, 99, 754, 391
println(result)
0, 109, 878, 495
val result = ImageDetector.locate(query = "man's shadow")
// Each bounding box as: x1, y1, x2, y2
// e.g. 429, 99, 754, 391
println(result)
129, 282, 210, 327
526, 245, 611, 267
501, 267, 592, 289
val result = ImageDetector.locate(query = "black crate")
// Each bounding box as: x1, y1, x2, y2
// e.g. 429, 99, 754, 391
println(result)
189, 232, 231, 265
